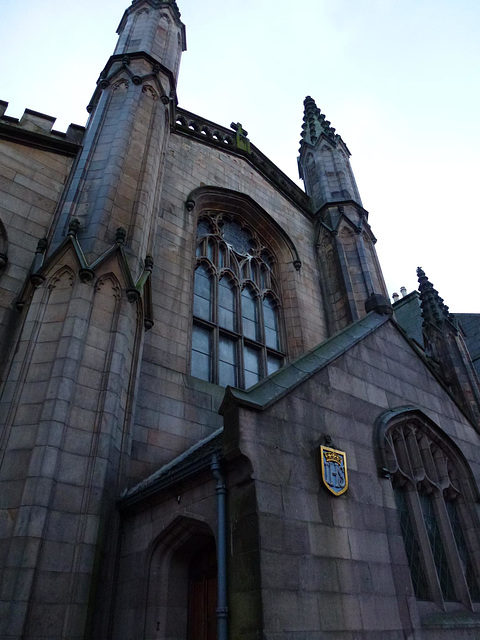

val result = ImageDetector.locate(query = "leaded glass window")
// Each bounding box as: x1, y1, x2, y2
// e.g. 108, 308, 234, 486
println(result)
394, 489, 429, 600
383, 415, 480, 609
191, 213, 284, 389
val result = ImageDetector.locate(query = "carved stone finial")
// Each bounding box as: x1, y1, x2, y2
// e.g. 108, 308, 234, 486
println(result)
79, 268, 95, 283
35, 238, 48, 254
300, 96, 339, 148
145, 255, 154, 272
30, 273, 46, 288
68, 219, 80, 236
116, 228, 127, 245
417, 266, 454, 331
126, 288, 140, 303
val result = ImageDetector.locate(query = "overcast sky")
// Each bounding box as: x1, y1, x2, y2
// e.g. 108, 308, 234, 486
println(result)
1, 0, 479, 312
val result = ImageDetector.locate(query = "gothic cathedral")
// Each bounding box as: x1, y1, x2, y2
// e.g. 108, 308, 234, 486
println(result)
1, 2, 480, 639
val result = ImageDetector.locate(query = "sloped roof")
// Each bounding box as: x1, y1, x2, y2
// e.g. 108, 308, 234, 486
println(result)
220, 311, 391, 413
457, 313, 480, 377
119, 428, 223, 508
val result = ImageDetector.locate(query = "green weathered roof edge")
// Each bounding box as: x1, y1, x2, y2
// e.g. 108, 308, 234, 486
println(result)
219, 311, 390, 414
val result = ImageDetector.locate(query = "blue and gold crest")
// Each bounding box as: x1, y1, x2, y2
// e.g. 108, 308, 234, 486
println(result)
320, 445, 348, 496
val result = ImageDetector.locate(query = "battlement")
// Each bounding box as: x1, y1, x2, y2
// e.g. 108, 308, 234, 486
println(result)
0, 101, 85, 155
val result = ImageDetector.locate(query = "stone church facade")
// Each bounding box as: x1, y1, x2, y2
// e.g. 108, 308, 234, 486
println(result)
1, 1, 480, 639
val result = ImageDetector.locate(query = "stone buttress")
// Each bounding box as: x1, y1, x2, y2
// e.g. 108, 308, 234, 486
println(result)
298, 97, 388, 334
0, 2, 185, 638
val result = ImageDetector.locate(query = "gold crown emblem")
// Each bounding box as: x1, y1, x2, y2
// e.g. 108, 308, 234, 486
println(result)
324, 450, 342, 465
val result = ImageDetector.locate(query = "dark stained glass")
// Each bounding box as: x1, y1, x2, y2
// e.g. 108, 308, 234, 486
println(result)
193, 214, 284, 389
191, 325, 211, 382
218, 244, 226, 268
261, 251, 273, 269
241, 288, 258, 341
193, 266, 212, 321
219, 336, 237, 387
395, 490, 430, 600
446, 500, 480, 602
207, 239, 215, 262
419, 493, 457, 602
196, 219, 213, 237
260, 266, 270, 290
218, 278, 235, 331
263, 296, 279, 350
221, 220, 252, 254
244, 345, 260, 388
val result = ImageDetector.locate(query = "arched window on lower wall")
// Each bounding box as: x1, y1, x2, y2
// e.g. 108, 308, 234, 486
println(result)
378, 409, 480, 609
191, 214, 285, 389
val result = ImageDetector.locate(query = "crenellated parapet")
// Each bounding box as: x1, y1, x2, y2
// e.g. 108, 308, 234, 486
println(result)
0, 100, 84, 155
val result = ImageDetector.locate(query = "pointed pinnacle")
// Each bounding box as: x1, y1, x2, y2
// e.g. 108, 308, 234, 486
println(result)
300, 96, 338, 148
417, 267, 455, 330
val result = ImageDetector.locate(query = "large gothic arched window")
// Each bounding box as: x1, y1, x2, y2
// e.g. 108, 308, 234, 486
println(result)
380, 412, 480, 608
191, 214, 284, 389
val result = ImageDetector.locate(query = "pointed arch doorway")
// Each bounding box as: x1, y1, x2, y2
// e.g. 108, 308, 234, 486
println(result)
188, 539, 217, 640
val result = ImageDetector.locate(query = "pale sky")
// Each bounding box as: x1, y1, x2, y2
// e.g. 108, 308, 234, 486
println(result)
1, 0, 479, 312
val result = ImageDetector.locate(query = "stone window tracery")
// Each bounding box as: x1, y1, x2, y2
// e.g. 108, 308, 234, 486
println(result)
382, 414, 480, 607
191, 213, 284, 389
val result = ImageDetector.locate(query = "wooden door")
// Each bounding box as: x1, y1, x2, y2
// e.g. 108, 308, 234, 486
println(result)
188, 540, 217, 640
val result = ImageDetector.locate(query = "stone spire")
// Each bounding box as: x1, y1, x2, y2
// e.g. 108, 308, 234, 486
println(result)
300, 97, 387, 334
300, 96, 338, 147
298, 96, 362, 211
417, 267, 456, 330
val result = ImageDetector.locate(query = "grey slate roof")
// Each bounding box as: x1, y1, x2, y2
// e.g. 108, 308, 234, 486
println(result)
392, 291, 424, 347
220, 311, 391, 413
456, 313, 480, 378
119, 428, 223, 508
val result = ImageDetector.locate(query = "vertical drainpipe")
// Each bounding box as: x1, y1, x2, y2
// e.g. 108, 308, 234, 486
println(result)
211, 453, 228, 640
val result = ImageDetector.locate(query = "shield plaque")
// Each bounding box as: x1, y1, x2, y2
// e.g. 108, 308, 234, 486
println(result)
320, 445, 348, 496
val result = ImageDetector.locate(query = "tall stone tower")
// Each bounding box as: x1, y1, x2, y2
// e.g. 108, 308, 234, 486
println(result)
298, 97, 388, 333
0, 2, 185, 638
